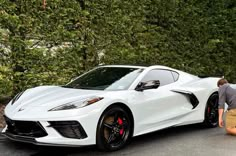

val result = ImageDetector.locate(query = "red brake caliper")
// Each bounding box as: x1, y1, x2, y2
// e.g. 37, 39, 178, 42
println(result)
118, 118, 124, 135
208, 107, 211, 114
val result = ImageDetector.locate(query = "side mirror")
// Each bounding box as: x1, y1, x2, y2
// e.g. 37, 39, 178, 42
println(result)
135, 80, 160, 92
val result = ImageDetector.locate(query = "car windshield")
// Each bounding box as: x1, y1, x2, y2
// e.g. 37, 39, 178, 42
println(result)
64, 67, 144, 90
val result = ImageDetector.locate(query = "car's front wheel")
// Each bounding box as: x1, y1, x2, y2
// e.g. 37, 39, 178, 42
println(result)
96, 106, 132, 151
204, 93, 219, 128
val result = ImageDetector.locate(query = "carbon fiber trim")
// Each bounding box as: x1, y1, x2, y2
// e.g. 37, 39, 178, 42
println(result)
2, 132, 87, 147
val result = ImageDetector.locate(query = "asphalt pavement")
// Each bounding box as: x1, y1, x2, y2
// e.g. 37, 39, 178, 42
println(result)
0, 124, 236, 156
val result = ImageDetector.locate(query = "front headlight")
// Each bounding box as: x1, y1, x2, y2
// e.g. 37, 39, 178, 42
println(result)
11, 91, 24, 105
49, 96, 104, 111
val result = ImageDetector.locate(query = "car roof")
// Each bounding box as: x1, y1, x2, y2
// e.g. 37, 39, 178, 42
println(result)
99, 65, 147, 69
99, 65, 197, 77
100, 65, 176, 70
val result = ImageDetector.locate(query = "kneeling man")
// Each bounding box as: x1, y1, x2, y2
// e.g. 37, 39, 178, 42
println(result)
218, 78, 236, 135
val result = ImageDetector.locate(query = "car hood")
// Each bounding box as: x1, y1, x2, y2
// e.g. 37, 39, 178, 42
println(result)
5, 86, 133, 120
9, 86, 105, 110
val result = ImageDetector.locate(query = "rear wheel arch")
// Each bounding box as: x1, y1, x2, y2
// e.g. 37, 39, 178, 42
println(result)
203, 91, 219, 128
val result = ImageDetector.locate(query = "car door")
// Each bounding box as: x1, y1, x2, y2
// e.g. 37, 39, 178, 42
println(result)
131, 69, 193, 136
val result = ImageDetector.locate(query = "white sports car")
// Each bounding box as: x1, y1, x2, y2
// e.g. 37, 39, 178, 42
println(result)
2, 65, 220, 151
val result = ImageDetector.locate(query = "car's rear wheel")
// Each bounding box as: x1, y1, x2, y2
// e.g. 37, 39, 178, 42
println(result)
204, 93, 219, 128
96, 106, 131, 151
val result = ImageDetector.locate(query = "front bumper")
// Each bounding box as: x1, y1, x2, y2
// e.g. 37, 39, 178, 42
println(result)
2, 132, 87, 147
3, 97, 109, 146
1, 114, 98, 146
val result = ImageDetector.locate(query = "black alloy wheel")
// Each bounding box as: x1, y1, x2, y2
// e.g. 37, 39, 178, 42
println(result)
96, 106, 132, 151
204, 93, 219, 128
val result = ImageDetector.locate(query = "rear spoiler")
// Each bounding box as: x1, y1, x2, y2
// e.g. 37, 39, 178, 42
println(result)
198, 75, 224, 78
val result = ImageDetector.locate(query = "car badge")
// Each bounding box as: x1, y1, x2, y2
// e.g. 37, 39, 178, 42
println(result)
18, 108, 25, 112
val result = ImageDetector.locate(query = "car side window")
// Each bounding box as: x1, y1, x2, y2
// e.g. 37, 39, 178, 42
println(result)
171, 71, 179, 81
141, 69, 175, 86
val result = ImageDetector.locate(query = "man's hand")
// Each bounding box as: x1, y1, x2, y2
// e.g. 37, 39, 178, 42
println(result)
218, 108, 224, 128
219, 118, 224, 128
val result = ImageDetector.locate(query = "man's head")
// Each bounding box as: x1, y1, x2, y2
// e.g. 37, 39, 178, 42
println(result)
217, 78, 228, 87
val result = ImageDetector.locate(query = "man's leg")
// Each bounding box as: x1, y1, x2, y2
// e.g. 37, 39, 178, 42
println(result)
226, 128, 236, 135
225, 109, 236, 135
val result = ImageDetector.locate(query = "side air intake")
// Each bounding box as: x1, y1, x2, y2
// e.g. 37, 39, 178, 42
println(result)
171, 90, 199, 109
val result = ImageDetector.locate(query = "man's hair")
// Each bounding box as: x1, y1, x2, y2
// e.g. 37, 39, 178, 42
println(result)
217, 78, 228, 87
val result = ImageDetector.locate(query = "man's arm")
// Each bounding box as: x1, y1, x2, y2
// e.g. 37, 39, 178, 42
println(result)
218, 85, 226, 128
218, 108, 224, 128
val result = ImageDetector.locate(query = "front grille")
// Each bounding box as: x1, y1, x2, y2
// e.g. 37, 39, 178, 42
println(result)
49, 121, 87, 139
4, 116, 47, 138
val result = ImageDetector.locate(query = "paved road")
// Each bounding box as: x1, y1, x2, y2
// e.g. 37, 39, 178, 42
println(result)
0, 124, 236, 156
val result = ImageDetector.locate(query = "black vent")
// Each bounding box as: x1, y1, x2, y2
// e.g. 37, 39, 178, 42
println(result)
4, 116, 47, 138
49, 121, 87, 139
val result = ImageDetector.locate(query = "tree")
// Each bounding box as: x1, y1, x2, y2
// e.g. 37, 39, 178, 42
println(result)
0, 0, 235, 98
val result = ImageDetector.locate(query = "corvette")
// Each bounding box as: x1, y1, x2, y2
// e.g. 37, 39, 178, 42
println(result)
2, 65, 220, 151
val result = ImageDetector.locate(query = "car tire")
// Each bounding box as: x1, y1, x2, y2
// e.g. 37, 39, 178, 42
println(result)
204, 93, 219, 128
96, 106, 132, 151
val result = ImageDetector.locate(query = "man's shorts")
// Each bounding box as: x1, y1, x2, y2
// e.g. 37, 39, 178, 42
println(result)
226, 109, 236, 128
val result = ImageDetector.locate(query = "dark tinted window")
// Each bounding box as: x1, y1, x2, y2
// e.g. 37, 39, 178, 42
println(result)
171, 71, 179, 81
141, 69, 175, 86
65, 67, 144, 90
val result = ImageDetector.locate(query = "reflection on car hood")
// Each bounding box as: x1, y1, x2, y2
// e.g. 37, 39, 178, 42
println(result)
12, 86, 104, 108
